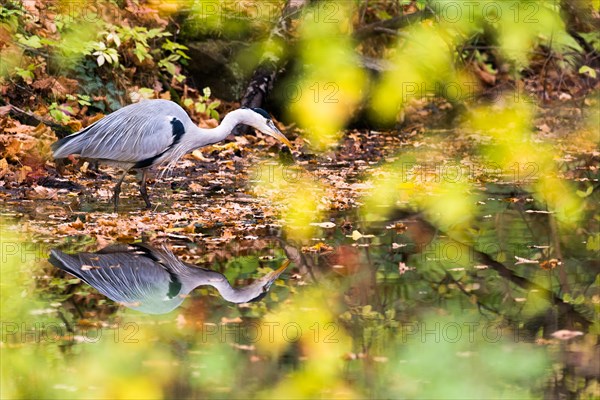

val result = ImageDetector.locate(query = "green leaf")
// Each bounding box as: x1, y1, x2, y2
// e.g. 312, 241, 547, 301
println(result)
576, 185, 593, 198
195, 103, 206, 113
14, 67, 34, 81
586, 234, 600, 251
16, 34, 42, 49
579, 65, 597, 78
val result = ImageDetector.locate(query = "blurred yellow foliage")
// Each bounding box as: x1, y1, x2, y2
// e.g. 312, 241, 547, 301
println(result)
257, 287, 355, 398
288, 1, 366, 150
467, 97, 583, 223
251, 161, 324, 242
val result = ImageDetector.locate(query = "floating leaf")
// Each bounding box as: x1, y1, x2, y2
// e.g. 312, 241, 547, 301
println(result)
310, 222, 336, 229
551, 330, 584, 340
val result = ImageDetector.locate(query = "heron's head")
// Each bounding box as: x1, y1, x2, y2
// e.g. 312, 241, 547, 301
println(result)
241, 108, 292, 148
234, 260, 290, 303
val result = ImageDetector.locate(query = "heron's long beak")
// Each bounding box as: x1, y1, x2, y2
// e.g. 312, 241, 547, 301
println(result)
262, 259, 290, 284
266, 121, 293, 148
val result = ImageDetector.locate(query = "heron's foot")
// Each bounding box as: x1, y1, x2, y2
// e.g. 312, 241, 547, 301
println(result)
143, 198, 152, 209
139, 173, 152, 210
139, 189, 152, 209
111, 191, 120, 212
111, 170, 128, 213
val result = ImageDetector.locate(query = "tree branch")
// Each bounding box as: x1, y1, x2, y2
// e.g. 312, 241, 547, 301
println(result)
353, 8, 435, 41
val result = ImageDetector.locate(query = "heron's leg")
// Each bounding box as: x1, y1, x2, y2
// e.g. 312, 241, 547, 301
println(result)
139, 170, 152, 209
111, 170, 128, 212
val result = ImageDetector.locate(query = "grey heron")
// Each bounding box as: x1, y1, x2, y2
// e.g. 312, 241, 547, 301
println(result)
52, 99, 292, 210
49, 243, 289, 314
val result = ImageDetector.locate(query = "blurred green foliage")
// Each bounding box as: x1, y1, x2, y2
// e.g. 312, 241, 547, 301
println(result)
1, 0, 599, 398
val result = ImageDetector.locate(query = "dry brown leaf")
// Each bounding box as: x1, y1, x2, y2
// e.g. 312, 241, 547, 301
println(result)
70, 219, 84, 230
0, 158, 8, 179
26, 185, 58, 200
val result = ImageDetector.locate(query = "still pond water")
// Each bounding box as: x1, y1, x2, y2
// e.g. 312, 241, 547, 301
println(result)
1, 143, 598, 399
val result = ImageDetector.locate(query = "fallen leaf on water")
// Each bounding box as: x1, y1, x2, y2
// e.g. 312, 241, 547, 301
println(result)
26, 185, 58, 200
175, 314, 187, 329
348, 230, 375, 241
190, 150, 214, 162
188, 182, 204, 192
399, 262, 415, 275
70, 219, 84, 230
309, 222, 336, 229
77, 319, 101, 328
0, 158, 8, 179
221, 317, 243, 325
514, 256, 539, 265
372, 356, 388, 363
540, 259, 561, 270
230, 343, 255, 351
386, 222, 408, 233
302, 242, 334, 253
551, 330, 583, 341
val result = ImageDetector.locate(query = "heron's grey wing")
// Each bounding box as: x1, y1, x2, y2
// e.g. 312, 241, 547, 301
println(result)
49, 247, 186, 314
52, 101, 189, 165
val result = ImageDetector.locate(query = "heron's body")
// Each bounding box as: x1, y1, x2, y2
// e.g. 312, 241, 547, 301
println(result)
49, 243, 288, 314
52, 99, 291, 210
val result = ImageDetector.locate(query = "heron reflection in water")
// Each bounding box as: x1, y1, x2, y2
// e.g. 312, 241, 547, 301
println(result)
49, 243, 288, 314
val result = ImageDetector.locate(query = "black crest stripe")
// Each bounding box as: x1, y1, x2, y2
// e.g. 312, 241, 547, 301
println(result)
251, 108, 271, 119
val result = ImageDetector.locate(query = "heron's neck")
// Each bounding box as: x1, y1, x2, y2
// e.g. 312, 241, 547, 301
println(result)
190, 111, 242, 149
186, 268, 260, 303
